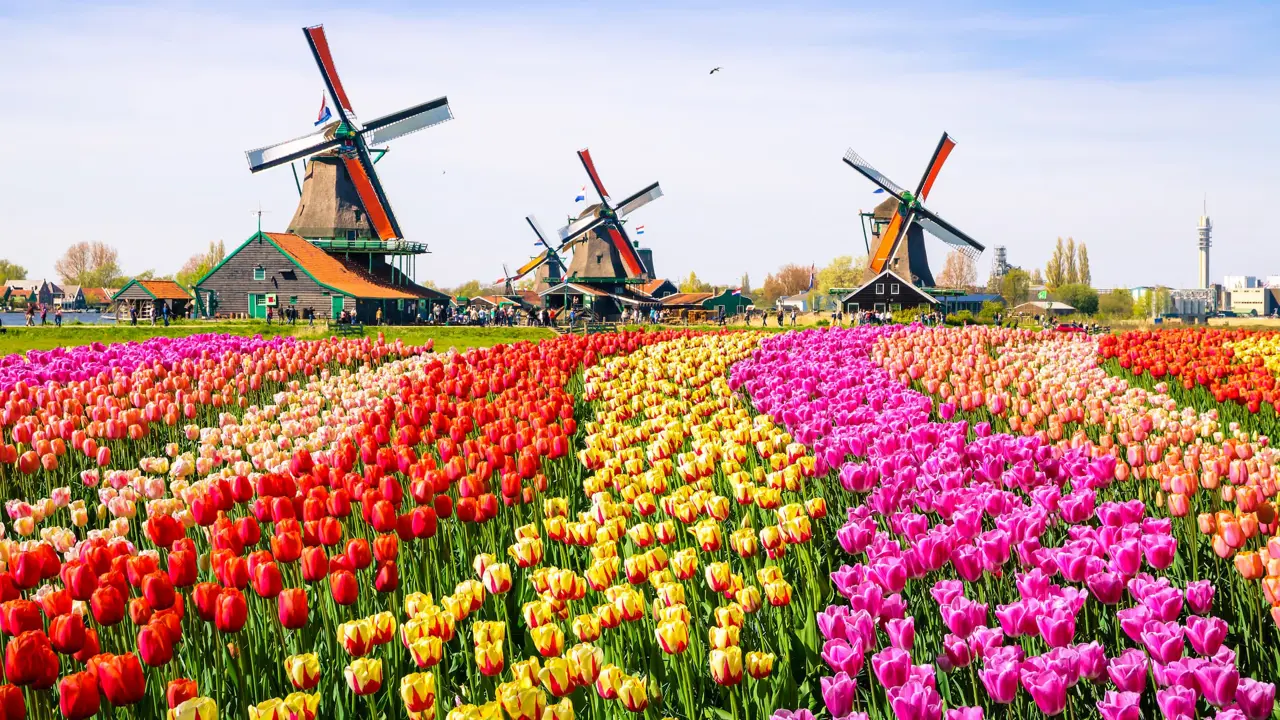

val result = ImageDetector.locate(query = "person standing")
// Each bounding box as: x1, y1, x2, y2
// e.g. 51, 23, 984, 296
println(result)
375, 306, 382, 326
266, 306, 273, 326
54, 306, 62, 327
161, 303, 170, 327
40, 305, 48, 326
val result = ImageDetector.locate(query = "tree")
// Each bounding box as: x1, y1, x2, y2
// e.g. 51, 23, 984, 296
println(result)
679, 272, 712, 293
1000, 268, 1031, 307
55, 242, 121, 288
0, 260, 27, 285
175, 240, 226, 290
1030, 268, 1045, 286
1098, 288, 1133, 318
740, 273, 751, 295
452, 280, 484, 299
1064, 238, 1078, 285
1054, 283, 1098, 315
1045, 238, 1067, 288
759, 264, 813, 307
935, 251, 977, 289
1077, 244, 1091, 286
816, 256, 865, 296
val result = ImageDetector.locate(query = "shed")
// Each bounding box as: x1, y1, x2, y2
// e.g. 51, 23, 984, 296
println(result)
1012, 300, 1076, 316
638, 278, 679, 300
936, 292, 1004, 316
112, 280, 193, 321
704, 289, 752, 316
840, 270, 937, 314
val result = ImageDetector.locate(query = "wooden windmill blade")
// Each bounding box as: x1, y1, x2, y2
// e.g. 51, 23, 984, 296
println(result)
603, 224, 647, 278
914, 206, 985, 257
842, 149, 909, 202
556, 213, 606, 246
915, 133, 956, 202
361, 97, 453, 146
577, 149, 612, 204
342, 146, 402, 240
303, 25, 358, 122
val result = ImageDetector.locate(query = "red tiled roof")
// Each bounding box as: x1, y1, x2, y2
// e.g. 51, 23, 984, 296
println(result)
139, 280, 191, 300
265, 233, 418, 300
82, 287, 111, 304
638, 279, 672, 296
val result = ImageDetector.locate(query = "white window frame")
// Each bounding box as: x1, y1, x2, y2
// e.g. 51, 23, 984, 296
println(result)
891, 283, 900, 295
253, 267, 266, 281
875, 283, 885, 294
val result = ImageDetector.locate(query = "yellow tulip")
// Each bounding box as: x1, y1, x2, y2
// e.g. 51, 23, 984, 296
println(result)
249, 698, 286, 720
168, 696, 218, 720
572, 613, 601, 642
710, 646, 743, 686
746, 651, 775, 679
343, 658, 383, 696
400, 671, 437, 714
708, 625, 740, 649
618, 675, 649, 713
409, 635, 443, 669
283, 653, 320, 691
499, 680, 547, 720
541, 697, 575, 720
283, 692, 319, 720
404, 592, 435, 618
531, 623, 565, 657
655, 619, 690, 654
567, 643, 604, 686
538, 657, 577, 697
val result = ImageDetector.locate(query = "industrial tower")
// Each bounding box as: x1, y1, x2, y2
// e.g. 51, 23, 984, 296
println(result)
1198, 211, 1212, 290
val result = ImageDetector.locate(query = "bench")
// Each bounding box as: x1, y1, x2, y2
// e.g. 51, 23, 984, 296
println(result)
329, 322, 365, 337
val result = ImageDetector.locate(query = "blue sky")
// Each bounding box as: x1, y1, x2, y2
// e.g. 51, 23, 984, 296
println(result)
2, 0, 1278, 289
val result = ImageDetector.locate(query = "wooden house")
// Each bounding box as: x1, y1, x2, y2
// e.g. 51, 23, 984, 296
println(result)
112, 280, 193, 321
194, 232, 451, 324
82, 287, 115, 310
58, 285, 85, 310
637, 278, 678, 300
840, 270, 938, 314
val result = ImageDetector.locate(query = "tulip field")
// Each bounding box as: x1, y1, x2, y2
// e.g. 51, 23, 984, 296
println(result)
1, 326, 1280, 720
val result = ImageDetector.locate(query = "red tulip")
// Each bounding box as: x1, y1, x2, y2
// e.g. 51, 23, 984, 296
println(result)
412, 507, 438, 539
236, 515, 262, 547
96, 652, 146, 706
373, 534, 399, 563
5, 631, 58, 687
49, 612, 86, 654
278, 588, 308, 630
0, 684, 25, 720
329, 570, 358, 606
251, 562, 284, 599
167, 550, 197, 587
129, 597, 153, 626
345, 539, 372, 571
192, 583, 221, 623
10, 551, 40, 590
456, 497, 477, 523
375, 562, 399, 594
433, 494, 453, 519
214, 588, 248, 633
142, 572, 176, 610
167, 678, 198, 709
271, 532, 303, 563
301, 547, 328, 583
1, 600, 42, 637
90, 586, 125, 626
58, 671, 100, 720
137, 623, 173, 666
63, 562, 98, 602
126, 555, 159, 588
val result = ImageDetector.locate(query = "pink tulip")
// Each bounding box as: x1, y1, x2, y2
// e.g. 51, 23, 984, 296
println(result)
1117, 606, 1153, 644
930, 580, 965, 607
945, 708, 983, 720
1075, 642, 1106, 682
888, 680, 942, 720
1236, 678, 1276, 720
1035, 606, 1077, 648
1185, 580, 1215, 616
1021, 670, 1068, 716
1157, 685, 1196, 719
1143, 534, 1177, 570
872, 647, 912, 689
1107, 649, 1148, 694
1087, 571, 1125, 605
1195, 662, 1239, 708
1186, 615, 1228, 657
1097, 690, 1142, 720
1142, 621, 1186, 664
1143, 587, 1185, 622
886, 617, 915, 652
941, 634, 972, 670
821, 672, 856, 719
978, 660, 1019, 704
822, 638, 864, 676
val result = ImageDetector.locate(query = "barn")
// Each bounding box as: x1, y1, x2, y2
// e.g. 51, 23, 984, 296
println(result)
112, 280, 193, 321
839, 270, 938, 314
194, 232, 451, 324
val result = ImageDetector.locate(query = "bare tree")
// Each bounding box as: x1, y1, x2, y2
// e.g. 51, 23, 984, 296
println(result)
1077, 243, 1091, 286
55, 242, 121, 287
935, 250, 977, 289
1045, 237, 1067, 288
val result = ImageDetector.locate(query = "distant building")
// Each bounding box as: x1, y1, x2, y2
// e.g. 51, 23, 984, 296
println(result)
1169, 288, 1217, 319
1230, 287, 1276, 317
1224, 276, 1259, 290
1264, 276, 1280, 288
936, 293, 1004, 316
1012, 300, 1076, 316
1197, 214, 1212, 290
112, 280, 193, 321
637, 278, 678, 300
58, 285, 85, 310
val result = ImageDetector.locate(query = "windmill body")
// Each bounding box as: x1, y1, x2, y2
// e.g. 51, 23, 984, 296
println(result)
844, 133, 985, 288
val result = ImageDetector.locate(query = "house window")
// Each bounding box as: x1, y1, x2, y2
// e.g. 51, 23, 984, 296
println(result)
281, 270, 297, 281
253, 267, 266, 281
596, 253, 604, 265
890, 304, 902, 312
874, 303, 886, 312
847, 303, 859, 312
875, 283, 884, 294
347, 230, 357, 241
891, 283, 900, 295
289, 296, 298, 304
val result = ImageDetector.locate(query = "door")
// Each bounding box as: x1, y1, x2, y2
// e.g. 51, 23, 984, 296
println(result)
331, 296, 344, 320
248, 294, 267, 319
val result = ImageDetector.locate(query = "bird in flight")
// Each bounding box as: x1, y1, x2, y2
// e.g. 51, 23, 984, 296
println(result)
709, 67, 722, 74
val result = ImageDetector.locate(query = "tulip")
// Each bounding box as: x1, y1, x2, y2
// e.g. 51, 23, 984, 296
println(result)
329, 570, 358, 606
1196, 662, 1240, 707
1236, 678, 1277, 720
1156, 685, 1196, 719
400, 672, 436, 714
1022, 670, 1067, 716
168, 678, 199, 709
50, 612, 87, 654
618, 675, 648, 713
711, 646, 743, 686
344, 658, 383, 696
655, 619, 688, 654
138, 622, 174, 667
249, 698, 285, 720
1096, 690, 1142, 720
821, 672, 856, 719
214, 588, 247, 633
284, 653, 321, 690
59, 671, 100, 720
747, 650, 775, 679
0, 685, 25, 720
283, 693, 318, 720
539, 657, 576, 697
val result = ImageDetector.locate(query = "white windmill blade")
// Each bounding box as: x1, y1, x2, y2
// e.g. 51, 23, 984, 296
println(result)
614, 182, 663, 218
915, 206, 985, 258
246, 129, 342, 173
842, 148, 910, 201
525, 215, 557, 249
361, 97, 453, 146
556, 213, 606, 245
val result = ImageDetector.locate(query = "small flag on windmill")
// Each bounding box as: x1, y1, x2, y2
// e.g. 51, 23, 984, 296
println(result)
635, 225, 645, 235
872, 188, 885, 194
574, 186, 586, 203
315, 95, 332, 126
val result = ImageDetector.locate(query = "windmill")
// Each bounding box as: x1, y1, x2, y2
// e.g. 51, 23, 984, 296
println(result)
496, 216, 566, 287
843, 133, 984, 287
554, 149, 663, 280
245, 24, 453, 243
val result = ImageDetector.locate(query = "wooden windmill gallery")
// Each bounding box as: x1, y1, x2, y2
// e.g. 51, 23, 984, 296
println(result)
194, 24, 454, 324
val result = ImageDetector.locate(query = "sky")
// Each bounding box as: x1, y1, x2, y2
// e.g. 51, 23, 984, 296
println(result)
2, 0, 1279, 290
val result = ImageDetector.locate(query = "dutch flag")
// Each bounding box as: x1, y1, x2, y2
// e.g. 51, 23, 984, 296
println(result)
574, 186, 586, 203
635, 225, 645, 235
872, 188, 885, 194
732, 288, 741, 296
315, 95, 332, 126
